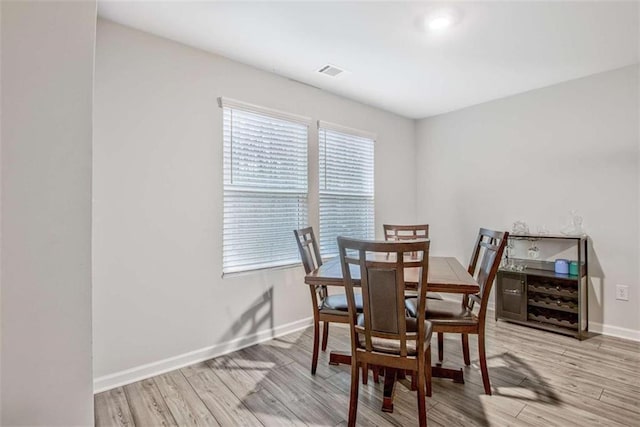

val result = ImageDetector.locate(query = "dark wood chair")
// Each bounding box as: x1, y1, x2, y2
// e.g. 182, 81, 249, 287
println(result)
294, 227, 364, 375
383, 223, 429, 241
405, 228, 508, 395
338, 237, 433, 427
383, 224, 442, 301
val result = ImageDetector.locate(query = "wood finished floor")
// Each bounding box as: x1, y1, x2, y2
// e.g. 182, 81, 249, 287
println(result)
95, 317, 640, 426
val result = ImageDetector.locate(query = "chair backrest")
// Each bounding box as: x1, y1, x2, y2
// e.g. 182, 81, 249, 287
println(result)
466, 228, 509, 320
294, 227, 323, 274
338, 237, 430, 358
383, 224, 429, 241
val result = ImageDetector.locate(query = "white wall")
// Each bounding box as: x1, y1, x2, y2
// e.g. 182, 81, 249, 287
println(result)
93, 20, 417, 388
0, 2, 3, 421
1, 1, 96, 425
415, 65, 640, 339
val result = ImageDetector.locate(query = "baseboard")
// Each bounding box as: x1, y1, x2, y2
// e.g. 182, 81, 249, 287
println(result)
589, 322, 640, 342
441, 295, 640, 342
93, 316, 313, 393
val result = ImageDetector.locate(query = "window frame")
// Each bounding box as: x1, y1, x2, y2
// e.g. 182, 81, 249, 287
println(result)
317, 120, 376, 258
219, 97, 312, 275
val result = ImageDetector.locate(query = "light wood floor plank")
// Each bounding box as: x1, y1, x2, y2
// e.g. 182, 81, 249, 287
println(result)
153, 370, 219, 426
243, 359, 346, 426
186, 368, 263, 427
124, 379, 177, 427
96, 315, 640, 427
240, 341, 296, 368
180, 361, 213, 378
324, 369, 439, 427
432, 375, 526, 421
284, 357, 407, 427
600, 388, 640, 415
591, 334, 640, 352
269, 335, 346, 380
207, 354, 269, 398
94, 387, 135, 427
517, 399, 629, 427
241, 387, 306, 427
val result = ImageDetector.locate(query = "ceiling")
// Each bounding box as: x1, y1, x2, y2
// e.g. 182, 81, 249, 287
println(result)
98, 1, 639, 119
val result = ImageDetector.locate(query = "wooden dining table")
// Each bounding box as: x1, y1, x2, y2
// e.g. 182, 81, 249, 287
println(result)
305, 255, 479, 412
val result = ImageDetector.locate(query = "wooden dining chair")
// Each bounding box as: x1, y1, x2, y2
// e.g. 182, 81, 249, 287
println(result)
383, 223, 430, 241
338, 237, 433, 427
294, 227, 364, 375
383, 224, 442, 301
405, 228, 508, 395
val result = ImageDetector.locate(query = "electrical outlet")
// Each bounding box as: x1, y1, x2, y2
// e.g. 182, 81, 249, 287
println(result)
616, 285, 629, 301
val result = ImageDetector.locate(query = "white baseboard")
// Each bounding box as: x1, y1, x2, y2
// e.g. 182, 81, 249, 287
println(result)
94, 307, 640, 393
589, 322, 640, 342
442, 295, 640, 342
93, 316, 313, 394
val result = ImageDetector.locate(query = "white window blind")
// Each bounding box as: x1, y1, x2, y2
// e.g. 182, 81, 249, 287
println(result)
319, 124, 375, 256
222, 103, 309, 274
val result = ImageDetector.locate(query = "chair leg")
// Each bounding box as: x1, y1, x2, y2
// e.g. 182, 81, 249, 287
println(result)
411, 371, 417, 391
362, 362, 368, 385
311, 318, 320, 375
373, 366, 380, 384
321, 321, 329, 351
425, 347, 432, 398
437, 332, 444, 362
462, 333, 471, 366
478, 331, 491, 395
416, 359, 427, 427
348, 361, 360, 427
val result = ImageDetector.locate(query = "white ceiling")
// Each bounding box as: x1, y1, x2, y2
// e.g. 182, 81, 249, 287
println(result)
98, 1, 639, 119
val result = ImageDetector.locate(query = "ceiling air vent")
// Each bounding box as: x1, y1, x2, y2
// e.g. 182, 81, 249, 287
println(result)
317, 64, 345, 77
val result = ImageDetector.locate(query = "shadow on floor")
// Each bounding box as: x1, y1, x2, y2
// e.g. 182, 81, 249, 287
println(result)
204, 323, 564, 426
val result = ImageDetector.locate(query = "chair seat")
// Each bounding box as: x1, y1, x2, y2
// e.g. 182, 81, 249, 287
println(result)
356, 314, 433, 356
405, 298, 478, 326
319, 293, 363, 315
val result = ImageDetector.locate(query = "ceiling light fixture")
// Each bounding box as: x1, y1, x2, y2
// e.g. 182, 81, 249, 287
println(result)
428, 15, 453, 30
425, 9, 459, 32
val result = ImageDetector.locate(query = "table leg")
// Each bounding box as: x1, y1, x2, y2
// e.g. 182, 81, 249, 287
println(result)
381, 367, 397, 413
331, 351, 463, 381
432, 366, 464, 383
329, 351, 464, 404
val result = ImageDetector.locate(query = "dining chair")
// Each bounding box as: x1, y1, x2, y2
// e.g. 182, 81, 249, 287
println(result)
294, 227, 364, 375
405, 228, 508, 395
338, 237, 433, 427
383, 224, 442, 301
383, 223, 430, 241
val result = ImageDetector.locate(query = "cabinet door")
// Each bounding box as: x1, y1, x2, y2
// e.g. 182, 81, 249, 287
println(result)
496, 272, 527, 321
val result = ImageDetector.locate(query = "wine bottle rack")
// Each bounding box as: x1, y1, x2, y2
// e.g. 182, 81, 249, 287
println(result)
528, 308, 579, 330
527, 294, 578, 314
495, 234, 588, 339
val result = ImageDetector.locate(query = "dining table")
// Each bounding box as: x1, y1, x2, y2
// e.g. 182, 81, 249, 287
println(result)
304, 255, 479, 412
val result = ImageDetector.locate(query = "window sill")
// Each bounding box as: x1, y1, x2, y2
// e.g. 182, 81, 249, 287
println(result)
222, 261, 301, 278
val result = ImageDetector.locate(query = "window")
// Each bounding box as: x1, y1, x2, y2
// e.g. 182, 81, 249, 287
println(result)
221, 98, 309, 274
318, 122, 375, 256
